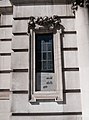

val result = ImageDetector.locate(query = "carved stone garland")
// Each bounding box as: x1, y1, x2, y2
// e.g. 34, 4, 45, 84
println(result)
28, 15, 64, 31
71, 0, 89, 11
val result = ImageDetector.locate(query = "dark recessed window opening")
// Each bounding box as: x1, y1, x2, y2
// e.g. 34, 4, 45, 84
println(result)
35, 33, 54, 72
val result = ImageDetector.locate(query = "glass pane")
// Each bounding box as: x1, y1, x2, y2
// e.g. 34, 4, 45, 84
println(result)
37, 61, 41, 71
48, 52, 52, 60
43, 44, 46, 51
48, 61, 53, 70
43, 61, 47, 70
48, 39, 52, 43
43, 52, 46, 60
37, 52, 41, 59
41, 40, 46, 51
47, 44, 52, 51
37, 40, 41, 51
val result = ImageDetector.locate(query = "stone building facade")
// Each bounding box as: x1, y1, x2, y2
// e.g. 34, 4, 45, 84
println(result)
0, 0, 89, 120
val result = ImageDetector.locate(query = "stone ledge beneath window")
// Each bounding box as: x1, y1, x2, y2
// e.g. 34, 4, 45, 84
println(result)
30, 91, 63, 103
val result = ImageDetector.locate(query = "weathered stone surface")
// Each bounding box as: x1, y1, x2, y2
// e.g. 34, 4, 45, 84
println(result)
0, 113, 10, 120
0, 41, 11, 53
13, 20, 28, 33
61, 19, 75, 31
0, 28, 12, 39
11, 52, 28, 69
0, 74, 11, 89
13, 5, 72, 18
63, 34, 77, 48
11, 115, 82, 120
0, 100, 10, 112
0, 0, 12, 7
64, 51, 78, 68
76, 7, 89, 120
65, 71, 80, 89
12, 72, 29, 90
63, 93, 82, 112
11, 93, 81, 113
1, 14, 13, 25
12, 35, 29, 49
0, 56, 11, 70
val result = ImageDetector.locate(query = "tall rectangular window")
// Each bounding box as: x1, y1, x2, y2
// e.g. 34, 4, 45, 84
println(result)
29, 30, 63, 102
35, 33, 55, 91
35, 33, 54, 72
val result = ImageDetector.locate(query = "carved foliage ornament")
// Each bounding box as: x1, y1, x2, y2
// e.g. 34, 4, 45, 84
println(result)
28, 15, 62, 30
71, 0, 89, 11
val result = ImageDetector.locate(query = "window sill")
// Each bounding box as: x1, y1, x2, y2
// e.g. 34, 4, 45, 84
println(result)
30, 91, 63, 103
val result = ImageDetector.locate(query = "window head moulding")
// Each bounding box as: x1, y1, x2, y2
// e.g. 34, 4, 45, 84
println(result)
28, 15, 65, 33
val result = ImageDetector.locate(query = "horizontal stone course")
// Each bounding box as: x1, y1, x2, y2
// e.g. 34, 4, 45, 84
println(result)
11, 93, 81, 113
11, 115, 82, 120
13, 5, 72, 18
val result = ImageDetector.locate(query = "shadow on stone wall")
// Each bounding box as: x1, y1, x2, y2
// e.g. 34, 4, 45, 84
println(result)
10, 0, 72, 6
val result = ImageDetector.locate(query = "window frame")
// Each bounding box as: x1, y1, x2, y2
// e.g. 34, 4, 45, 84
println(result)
29, 29, 63, 102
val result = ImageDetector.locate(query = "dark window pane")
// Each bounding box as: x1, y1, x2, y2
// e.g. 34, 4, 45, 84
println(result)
41, 44, 43, 51
37, 40, 41, 51
43, 44, 46, 51
48, 43, 52, 51
37, 52, 41, 59
37, 61, 41, 71
35, 33, 54, 72
48, 52, 52, 60
41, 61, 43, 70
43, 52, 46, 60
43, 61, 47, 70
48, 39, 52, 43
48, 61, 53, 69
